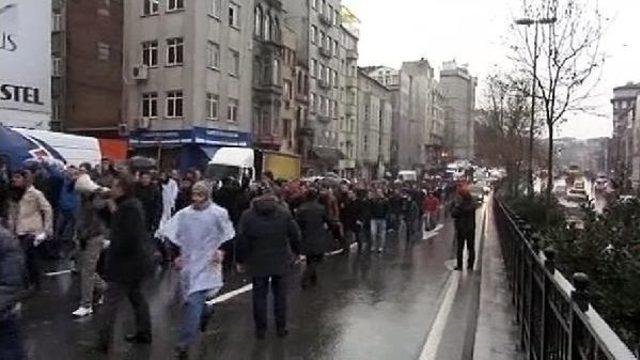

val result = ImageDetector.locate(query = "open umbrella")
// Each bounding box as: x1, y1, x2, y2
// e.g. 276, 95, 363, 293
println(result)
128, 156, 157, 171
0, 125, 63, 172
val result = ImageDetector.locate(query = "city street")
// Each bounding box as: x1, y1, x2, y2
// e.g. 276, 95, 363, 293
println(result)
19, 204, 491, 360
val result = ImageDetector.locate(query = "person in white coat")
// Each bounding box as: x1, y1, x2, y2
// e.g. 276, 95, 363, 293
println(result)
168, 181, 235, 359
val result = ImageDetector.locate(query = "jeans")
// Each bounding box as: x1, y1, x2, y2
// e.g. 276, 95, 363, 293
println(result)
178, 290, 214, 349
370, 218, 387, 251
79, 236, 107, 307
0, 313, 25, 360
54, 210, 76, 255
18, 235, 40, 288
98, 280, 151, 347
456, 228, 476, 269
252, 275, 287, 332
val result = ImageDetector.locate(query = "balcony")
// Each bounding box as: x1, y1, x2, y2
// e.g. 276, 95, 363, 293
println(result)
345, 104, 357, 117
317, 114, 331, 123
319, 46, 332, 58
295, 91, 308, 103
318, 78, 331, 90
319, 12, 332, 26
346, 49, 358, 60
345, 76, 357, 88
297, 126, 314, 138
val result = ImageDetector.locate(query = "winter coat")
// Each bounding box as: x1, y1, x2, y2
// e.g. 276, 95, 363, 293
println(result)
237, 196, 301, 277
135, 184, 162, 233
422, 196, 440, 214
105, 196, 154, 283
7, 186, 53, 237
76, 193, 110, 243
295, 200, 332, 256
0, 225, 25, 319
369, 197, 389, 219
339, 198, 359, 231
451, 194, 477, 234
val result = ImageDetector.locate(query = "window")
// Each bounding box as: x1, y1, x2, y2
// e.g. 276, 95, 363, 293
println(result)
310, 25, 317, 45
206, 93, 219, 120
52, 13, 62, 31
207, 42, 220, 69
229, 50, 240, 76
166, 38, 184, 65
311, 59, 317, 78
310, 93, 316, 112
328, 5, 333, 22
143, 0, 159, 15
167, 0, 184, 11
254, 6, 263, 37
52, 99, 61, 121
334, 9, 339, 25
97, 42, 110, 61
264, 14, 271, 41
142, 93, 158, 118
283, 118, 292, 141
166, 91, 183, 118
52, 57, 62, 77
332, 69, 338, 87
319, 31, 325, 48
333, 39, 339, 56
319, 64, 325, 82
210, 0, 221, 17
227, 98, 239, 122
142, 41, 158, 67
311, 0, 317, 10
284, 80, 293, 100
272, 59, 280, 85
228, 3, 240, 28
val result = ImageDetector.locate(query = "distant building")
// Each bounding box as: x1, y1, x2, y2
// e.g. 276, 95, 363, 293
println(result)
356, 71, 392, 180
50, 0, 124, 139
123, 0, 254, 169
439, 60, 477, 161
555, 137, 609, 175
366, 59, 439, 172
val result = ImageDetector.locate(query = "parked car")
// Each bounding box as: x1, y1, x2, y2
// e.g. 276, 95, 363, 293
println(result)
566, 188, 588, 203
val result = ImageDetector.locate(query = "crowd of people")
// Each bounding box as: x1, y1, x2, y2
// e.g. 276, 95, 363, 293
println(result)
0, 157, 480, 360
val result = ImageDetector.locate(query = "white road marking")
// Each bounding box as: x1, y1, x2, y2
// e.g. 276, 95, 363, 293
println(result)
422, 223, 444, 240
326, 242, 358, 256
44, 269, 73, 277
419, 270, 461, 360
207, 284, 253, 305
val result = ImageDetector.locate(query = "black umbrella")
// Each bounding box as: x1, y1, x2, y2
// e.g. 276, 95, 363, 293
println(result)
128, 156, 157, 171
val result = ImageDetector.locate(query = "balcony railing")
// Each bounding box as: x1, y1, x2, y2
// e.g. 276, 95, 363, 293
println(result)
346, 49, 358, 60
319, 12, 332, 26
493, 198, 637, 360
318, 78, 331, 90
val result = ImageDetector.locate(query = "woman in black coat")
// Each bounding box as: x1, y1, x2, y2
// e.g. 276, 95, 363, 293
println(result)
295, 189, 333, 288
97, 174, 155, 353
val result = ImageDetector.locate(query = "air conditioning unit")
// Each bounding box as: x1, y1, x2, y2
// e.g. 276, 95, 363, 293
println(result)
117, 123, 129, 136
132, 65, 149, 80
137, 117, 151, 129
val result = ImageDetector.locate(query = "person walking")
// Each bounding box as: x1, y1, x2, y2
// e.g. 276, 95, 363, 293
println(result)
7, 170, 53, 290
135, 171, 162, 237
169, 181, 235, 359
0, 224, 27, 360
369, 189, 389, 253
295, 189, 332, 288
97, 173, 155, 353
71, 169, 110, 317
339, 190, 360, 253
451, 183, 478, 271
237, 192, 302, 339
422, 191, 441, 232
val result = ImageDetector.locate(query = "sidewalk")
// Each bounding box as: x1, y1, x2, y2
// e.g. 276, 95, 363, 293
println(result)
473, 198, 523, 360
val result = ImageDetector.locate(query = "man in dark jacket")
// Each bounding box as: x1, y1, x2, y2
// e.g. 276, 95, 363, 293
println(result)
451, 183, 478, 271
295, 190, 332, 287
135, 172, 162, 234
0, 224, 26, 360
237, 193, 301, 339
98, 174, 155, 352
369, 189, 389, 253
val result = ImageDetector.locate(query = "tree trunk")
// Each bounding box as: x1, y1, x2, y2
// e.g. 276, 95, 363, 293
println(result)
546, 124, 554, 207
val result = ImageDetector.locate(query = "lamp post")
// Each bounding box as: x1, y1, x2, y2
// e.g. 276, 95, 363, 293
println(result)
515, 16, 557, 197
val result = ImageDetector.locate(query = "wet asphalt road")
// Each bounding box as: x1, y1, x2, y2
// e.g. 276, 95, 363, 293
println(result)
19, 203, 489, 360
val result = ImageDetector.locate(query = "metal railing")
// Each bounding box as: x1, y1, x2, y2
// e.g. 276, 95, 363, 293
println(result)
493, 198, 637, 360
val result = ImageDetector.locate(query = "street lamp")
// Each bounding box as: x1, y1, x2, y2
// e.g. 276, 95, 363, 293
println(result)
515, 16, 557, 197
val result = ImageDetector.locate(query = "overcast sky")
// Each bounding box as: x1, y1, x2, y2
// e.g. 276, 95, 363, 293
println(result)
343, 0, 640, 139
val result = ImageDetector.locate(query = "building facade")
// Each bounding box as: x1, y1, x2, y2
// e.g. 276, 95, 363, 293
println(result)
124, 0, 254, 169
439, 60, 477, 161
610, 83, 640, 185
284, 0, 344, 174
338, 7, 359, 178
356, 71, 392, 180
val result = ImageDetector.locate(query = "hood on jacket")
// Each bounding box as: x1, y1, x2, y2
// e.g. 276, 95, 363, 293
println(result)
253, 195, 279, 215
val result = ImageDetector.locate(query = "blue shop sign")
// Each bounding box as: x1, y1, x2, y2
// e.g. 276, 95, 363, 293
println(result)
193, 127, 252, 147
130, 127, 251, 147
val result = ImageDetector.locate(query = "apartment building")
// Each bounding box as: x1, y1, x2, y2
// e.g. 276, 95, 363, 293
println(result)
50, 0, 123, 139
357, 71, 392, 180
124, 0, 254, 169
338, 6, 359, 178
284, 0, 344, 173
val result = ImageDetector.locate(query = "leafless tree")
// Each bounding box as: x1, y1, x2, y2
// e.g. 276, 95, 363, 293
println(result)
511, 0, 605, 205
